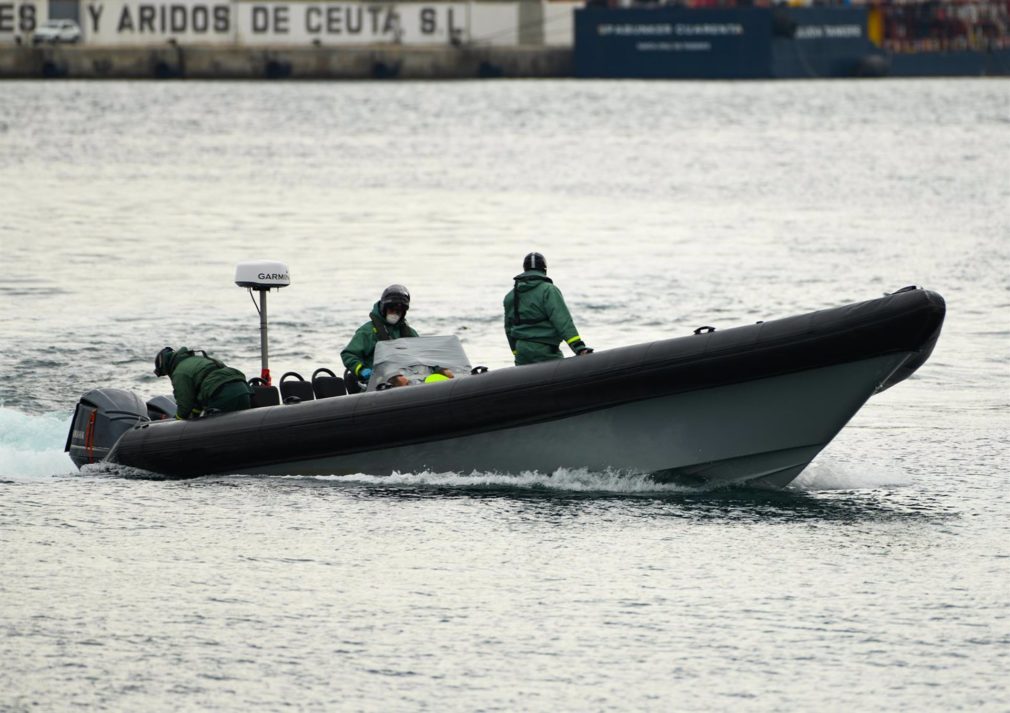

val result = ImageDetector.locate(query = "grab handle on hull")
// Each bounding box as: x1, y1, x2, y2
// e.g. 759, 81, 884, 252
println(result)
886, 285, 920, 295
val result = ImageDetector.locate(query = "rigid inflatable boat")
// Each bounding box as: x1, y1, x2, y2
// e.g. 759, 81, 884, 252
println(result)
66, 286, 945, 489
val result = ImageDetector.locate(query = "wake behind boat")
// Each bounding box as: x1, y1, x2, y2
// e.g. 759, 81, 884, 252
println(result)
66, 278, 945, 489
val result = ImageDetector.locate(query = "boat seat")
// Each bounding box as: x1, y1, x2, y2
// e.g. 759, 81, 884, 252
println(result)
312, 368, 346, 399
280, 372, 314, 404
248, 378, 280, 409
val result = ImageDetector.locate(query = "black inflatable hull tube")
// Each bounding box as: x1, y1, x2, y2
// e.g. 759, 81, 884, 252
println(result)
107, 289, 945, 486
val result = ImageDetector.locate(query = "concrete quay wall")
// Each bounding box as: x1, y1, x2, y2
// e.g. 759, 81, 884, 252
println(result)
0, 44, 571, 79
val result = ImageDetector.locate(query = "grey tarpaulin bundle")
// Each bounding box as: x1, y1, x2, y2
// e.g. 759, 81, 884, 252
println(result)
368, 336, 473, 391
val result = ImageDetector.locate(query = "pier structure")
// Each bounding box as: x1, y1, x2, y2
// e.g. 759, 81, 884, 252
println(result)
2, 0, 1008, 79
0, 0, 577, 78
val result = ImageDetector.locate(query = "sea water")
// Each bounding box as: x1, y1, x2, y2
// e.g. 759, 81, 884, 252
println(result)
1, 79, 1008, 711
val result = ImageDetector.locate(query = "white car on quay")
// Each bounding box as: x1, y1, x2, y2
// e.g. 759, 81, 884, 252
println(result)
32, 19, 82, 45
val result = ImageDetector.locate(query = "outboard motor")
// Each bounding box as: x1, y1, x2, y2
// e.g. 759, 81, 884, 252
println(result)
65, 388, 150, 468
146, 394, 178, 420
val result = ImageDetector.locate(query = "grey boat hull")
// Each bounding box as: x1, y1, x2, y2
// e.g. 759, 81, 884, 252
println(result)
68, 287, 945, 488
246, 353, 908, 488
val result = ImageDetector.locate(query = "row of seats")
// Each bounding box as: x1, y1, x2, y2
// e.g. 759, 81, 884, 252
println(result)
249, 365, 488, 408
249, 368, 350, 408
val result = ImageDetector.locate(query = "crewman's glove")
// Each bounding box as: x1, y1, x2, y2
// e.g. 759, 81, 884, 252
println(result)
360, 368, 373, 380
569, 339, 592, 355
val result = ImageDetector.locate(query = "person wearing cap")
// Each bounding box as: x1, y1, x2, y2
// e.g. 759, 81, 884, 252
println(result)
503, 253, 592, 366
341, 284, 419, 383
153, 347, 252, 420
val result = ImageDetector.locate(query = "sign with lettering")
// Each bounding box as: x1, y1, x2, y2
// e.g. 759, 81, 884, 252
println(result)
575, 7, 772, 78
772, 7, 873, 78
80, 0, 483, 46
0, 0, 46, 44
791, 8, 864, 42
83, 1, 232, 44
238, 2, 467, 45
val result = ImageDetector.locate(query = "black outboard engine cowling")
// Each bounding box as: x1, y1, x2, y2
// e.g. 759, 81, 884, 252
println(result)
146, 394, 177, 421
65, 388, 150, 468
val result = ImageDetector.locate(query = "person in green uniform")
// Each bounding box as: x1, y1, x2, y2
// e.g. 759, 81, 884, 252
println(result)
341, 284, 419, 383
503, 253, 592, 366
153, 346, 252, 419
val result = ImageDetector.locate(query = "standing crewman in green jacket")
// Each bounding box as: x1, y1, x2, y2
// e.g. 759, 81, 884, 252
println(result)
503, 253, 592, 366
153, 346, 252, 419
341, 284, 419, 383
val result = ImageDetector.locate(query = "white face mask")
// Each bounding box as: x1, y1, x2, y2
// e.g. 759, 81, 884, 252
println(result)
385, 312, 401, 325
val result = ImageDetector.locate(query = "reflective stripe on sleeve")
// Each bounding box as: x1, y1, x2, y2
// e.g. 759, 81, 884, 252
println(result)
566, 335, 582, 345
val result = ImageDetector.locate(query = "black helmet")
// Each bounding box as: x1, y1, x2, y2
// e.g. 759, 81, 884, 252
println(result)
380, 284, 411, 314
154, 346, 174, 377
523, 252, 547, 272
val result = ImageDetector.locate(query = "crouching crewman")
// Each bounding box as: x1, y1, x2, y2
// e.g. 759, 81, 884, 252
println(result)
153, 346, 252, 420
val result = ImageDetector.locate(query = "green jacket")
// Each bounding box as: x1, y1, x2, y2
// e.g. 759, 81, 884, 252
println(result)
503, 270, 584, 353
341, 302, 419, 376
167, 347, 248, 419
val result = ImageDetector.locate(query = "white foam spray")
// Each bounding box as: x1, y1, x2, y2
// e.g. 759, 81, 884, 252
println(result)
0, 407, 76, 480
790, 459, 911, 491
305, 468, 699, 494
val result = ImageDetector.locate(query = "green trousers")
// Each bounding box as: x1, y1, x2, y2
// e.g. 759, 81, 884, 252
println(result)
514, 340, 563, 366
206, 380, 252, 413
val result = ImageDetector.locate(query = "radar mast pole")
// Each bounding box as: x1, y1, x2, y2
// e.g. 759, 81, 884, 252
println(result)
233, 260, 291, 388
259, 289, 270, 385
